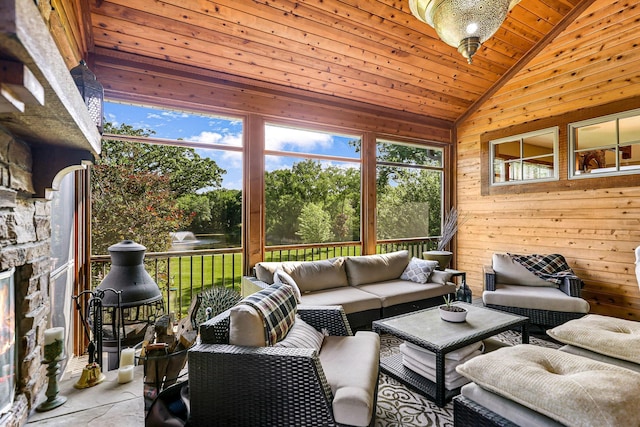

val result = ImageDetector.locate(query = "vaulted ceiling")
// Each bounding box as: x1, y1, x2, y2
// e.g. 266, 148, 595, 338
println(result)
88, 0, 593, 124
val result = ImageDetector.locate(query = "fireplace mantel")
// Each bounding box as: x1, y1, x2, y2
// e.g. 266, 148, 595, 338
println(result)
0, 0, 101, 197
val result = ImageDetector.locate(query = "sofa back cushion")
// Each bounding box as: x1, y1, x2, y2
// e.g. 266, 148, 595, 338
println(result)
492, 253, 557, 287
287, 258, 349, 293
254, 261, 302, 284
229, 283, 297, 346
345, 250, 410, 286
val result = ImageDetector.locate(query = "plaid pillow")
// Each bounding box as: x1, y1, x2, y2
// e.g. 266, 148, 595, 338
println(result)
243, 283, 297, 346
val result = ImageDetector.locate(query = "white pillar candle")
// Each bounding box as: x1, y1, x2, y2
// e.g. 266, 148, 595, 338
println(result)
44, 327, 64, 345
117, 365, 135, 384
120, 348, 136, 368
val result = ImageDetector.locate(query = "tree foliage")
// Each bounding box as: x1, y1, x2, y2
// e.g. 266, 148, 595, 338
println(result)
92, 122, 225, 254
265, 159, 360, 245
296, 202, 333, 243
99, 122, 225, 197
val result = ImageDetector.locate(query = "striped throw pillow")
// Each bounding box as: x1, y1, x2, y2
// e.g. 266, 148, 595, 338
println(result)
274, 315, 325, 353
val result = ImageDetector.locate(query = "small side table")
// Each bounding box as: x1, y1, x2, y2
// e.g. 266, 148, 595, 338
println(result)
445, 269, 472, 302
445, 269, 466, 285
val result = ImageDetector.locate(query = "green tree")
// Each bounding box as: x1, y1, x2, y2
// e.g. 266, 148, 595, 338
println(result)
92, 164, 192, 254
99, 122, 225, 197
297, 203, 333, 243
92, 122, 226, 254
208, 189, 242, 245
265, 159, 361, 244
177, 194, 212, 234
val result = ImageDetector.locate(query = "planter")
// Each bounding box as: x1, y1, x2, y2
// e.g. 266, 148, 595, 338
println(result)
423, 250, 453, 270
439, 305, 467, 323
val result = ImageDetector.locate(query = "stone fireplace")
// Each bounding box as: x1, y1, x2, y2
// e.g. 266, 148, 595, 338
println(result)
0, 128, 56, 425
0, 0, 101, 425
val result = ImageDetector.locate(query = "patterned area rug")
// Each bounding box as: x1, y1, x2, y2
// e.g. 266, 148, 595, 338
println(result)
375, 331, 560, 427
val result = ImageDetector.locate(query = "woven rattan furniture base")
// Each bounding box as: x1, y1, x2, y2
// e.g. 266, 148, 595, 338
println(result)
453, 395, 519, 427
484, 304, 585, 329
372, 302, 529, 407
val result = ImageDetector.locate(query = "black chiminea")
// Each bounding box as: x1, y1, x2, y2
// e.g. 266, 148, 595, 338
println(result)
96, 240, 164, 370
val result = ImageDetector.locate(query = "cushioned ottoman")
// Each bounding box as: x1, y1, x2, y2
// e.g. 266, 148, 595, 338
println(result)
547, 314, 640, 367
455, 344, 640, 427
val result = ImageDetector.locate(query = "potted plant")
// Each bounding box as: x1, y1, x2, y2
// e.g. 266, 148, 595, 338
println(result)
439, 295, 467, 322
423, 207, 467, 270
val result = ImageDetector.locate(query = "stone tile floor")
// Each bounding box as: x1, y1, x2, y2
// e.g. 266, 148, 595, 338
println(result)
26, 359, 145, 427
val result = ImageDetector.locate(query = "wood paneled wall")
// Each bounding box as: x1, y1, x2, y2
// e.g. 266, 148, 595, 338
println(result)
455, 0, 640, 320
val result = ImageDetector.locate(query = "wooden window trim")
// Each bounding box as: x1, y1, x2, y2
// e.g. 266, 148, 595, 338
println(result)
481, 96, 640, 196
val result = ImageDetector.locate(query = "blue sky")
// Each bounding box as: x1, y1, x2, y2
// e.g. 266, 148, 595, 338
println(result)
105, 101, 360, 190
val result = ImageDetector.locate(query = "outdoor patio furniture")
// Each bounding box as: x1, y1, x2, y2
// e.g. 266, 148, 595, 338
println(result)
372, 302, 528, 407
453, 344, 640, 426
483, 253, 590, 328
188, 284, 380, 427
548, 313, 640, 373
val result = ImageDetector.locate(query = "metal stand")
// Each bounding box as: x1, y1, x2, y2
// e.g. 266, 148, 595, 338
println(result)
72, 288, 124, 372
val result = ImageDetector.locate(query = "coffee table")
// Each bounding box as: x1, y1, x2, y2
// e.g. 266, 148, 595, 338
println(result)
372, 302, 528, 407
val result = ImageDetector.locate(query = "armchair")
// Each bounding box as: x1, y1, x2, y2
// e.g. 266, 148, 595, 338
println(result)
482, 253, 589, 328
189, 304, 380, 427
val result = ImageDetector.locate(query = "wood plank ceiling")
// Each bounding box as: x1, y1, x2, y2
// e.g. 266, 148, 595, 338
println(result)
88, 0, 585, 124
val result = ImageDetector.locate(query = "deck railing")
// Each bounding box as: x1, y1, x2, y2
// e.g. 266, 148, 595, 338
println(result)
90, 238, 438, 319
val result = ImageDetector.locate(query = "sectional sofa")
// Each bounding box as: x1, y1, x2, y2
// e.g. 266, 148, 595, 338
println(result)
242, 250, 457, 329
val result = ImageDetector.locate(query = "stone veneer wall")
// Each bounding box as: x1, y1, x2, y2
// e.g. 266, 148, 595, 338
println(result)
0, 125, 52, 426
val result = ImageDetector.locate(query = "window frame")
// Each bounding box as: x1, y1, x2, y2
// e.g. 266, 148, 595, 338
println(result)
375, 138, 446, 241
489, 127, 559, 187
263, 121, 364, 246
569, 107, 640, 179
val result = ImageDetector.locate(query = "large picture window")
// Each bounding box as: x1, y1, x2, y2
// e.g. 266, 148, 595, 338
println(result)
490, 127, 558, 185
376, 140, 443, 240
570, 108, 640, 178
264, 124, 361, 246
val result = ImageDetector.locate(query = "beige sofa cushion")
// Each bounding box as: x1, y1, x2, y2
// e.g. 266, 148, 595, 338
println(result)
357, 279, 455, 308
461, 383, 564, 427
286, 258, 349, 292
456, 344, 640, 427
255, 259, 349, 292
345, 250, 410, 286
492, 253, 557, 287
482, 284, 590, 313
320, 331, 380, 427
300, 286, 381, 314
254, 261, 302, 283
229, 304, 265, 347
548, 314, 640, 364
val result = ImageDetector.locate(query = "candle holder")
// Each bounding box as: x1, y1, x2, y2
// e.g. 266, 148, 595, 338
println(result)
36, 339, 67, 412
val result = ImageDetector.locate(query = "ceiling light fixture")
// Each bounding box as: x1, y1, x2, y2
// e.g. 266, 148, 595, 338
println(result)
409, 0, 520, 64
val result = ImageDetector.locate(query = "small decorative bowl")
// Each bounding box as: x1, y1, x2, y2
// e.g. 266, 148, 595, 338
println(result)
439, 305, 468, 323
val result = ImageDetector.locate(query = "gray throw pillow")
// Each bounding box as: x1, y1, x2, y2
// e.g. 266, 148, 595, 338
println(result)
400, 257, 439, 283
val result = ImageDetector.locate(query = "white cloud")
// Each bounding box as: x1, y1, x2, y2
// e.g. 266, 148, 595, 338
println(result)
187, 131, 242, 147
265, 125, 333, 151
162, 111, 190, 119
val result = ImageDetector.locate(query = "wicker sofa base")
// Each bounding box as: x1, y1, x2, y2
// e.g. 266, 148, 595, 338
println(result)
484, 304, 586, 329
453, 395, 518, 427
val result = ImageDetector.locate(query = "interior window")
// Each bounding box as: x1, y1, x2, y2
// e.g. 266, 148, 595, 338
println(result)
571, 109, 640, 177
490, 127, 558, 185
